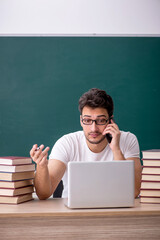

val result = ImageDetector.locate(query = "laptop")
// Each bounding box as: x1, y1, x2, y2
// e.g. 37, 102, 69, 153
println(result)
65, 161, 135, 209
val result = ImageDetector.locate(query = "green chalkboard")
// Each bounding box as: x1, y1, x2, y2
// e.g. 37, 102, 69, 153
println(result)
0, 37, 160, 157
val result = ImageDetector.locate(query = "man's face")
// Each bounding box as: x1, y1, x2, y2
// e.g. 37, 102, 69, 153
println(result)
80, 106, 109, 145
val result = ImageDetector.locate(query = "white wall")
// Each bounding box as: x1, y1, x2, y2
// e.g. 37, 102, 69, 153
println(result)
0, 0, 160, 35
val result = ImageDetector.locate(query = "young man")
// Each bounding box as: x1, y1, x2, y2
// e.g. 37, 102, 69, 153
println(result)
30, 88, 142, 199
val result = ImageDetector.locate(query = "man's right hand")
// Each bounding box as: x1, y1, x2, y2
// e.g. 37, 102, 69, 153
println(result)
30, 144, 50, 167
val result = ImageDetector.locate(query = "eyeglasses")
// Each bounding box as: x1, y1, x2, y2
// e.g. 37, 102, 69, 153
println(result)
82, 118, 110, 125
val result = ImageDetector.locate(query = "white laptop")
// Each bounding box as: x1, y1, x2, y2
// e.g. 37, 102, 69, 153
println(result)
65, 161, 135, 209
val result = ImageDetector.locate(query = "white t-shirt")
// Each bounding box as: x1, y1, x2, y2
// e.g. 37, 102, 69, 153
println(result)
49, 130, 140, 198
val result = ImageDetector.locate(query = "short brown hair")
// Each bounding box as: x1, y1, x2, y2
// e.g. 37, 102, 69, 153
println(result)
78, 88, 114, 117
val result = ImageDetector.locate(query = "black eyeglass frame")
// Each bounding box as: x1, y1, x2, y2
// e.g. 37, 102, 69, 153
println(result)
81, 117, 111, 125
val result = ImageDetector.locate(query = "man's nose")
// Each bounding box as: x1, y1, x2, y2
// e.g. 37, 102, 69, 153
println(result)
90, 121, 98, 131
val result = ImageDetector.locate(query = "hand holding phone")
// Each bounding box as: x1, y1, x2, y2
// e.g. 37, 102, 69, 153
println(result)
104, 118, 121, 152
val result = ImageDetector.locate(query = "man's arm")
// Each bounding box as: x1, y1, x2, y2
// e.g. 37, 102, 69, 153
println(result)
110, 148, 142, 198
127, 157, 142, 198
30, 144, 66, 200
103, 120, 142, 198
111, 151, 142, 198
111, 149, 142, 198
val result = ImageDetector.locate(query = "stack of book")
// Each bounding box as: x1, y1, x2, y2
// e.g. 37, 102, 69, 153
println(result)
0, 156, 35, 204
140, 149, 160, 204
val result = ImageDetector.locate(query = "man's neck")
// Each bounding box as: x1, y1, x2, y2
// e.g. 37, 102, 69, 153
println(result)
86, 139, 108, 153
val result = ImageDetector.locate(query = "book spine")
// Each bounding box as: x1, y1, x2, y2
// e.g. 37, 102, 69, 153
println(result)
141, 180, 160, 183
141, 187, 160, 189
142, 166, 160, 168
140, 196, 160, 198
142, 159, 160, 161
142, 173, 160, 175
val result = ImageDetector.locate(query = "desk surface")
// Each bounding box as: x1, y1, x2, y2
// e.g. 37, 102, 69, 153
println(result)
1, 198, 160, 240
0, 198, 160, 218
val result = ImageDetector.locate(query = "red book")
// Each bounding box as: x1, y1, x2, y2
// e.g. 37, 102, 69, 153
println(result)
142, 166, 160, 175
142, 159, 160, 167
140, 196, 160, 204
0, 171, 35, 181
142, 149, 160, 159
0, 163, 35, 173
141, 174, 160, 182
140, 189, 160, 197
0, 156, 32, 165
141, 180, 160, 189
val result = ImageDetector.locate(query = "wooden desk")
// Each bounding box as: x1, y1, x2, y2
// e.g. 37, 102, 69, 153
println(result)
0, 198, 160, 240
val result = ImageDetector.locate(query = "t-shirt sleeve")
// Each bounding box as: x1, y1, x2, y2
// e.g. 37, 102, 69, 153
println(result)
49, 136, 72, 166
121, 132, 140, 159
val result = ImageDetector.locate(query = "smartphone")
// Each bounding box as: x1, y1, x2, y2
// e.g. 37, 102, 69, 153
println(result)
105, 118, 113, 143
105, 133, 112, 143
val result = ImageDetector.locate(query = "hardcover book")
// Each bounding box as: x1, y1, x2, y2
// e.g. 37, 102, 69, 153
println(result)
0, 185, 34, 196
140, 189, 160, 197
0, 179, 33, 188
0, 156, 32, 165
141, 181, 160, 189
142, 159, 160, 167
0, 163, 35, 173
142, 149, 160, 159
0, 193, 33, 204
141, 174, 160, 182
142, 166, 160, 175
140, 197, 160, 204
0, 171, 35, 181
